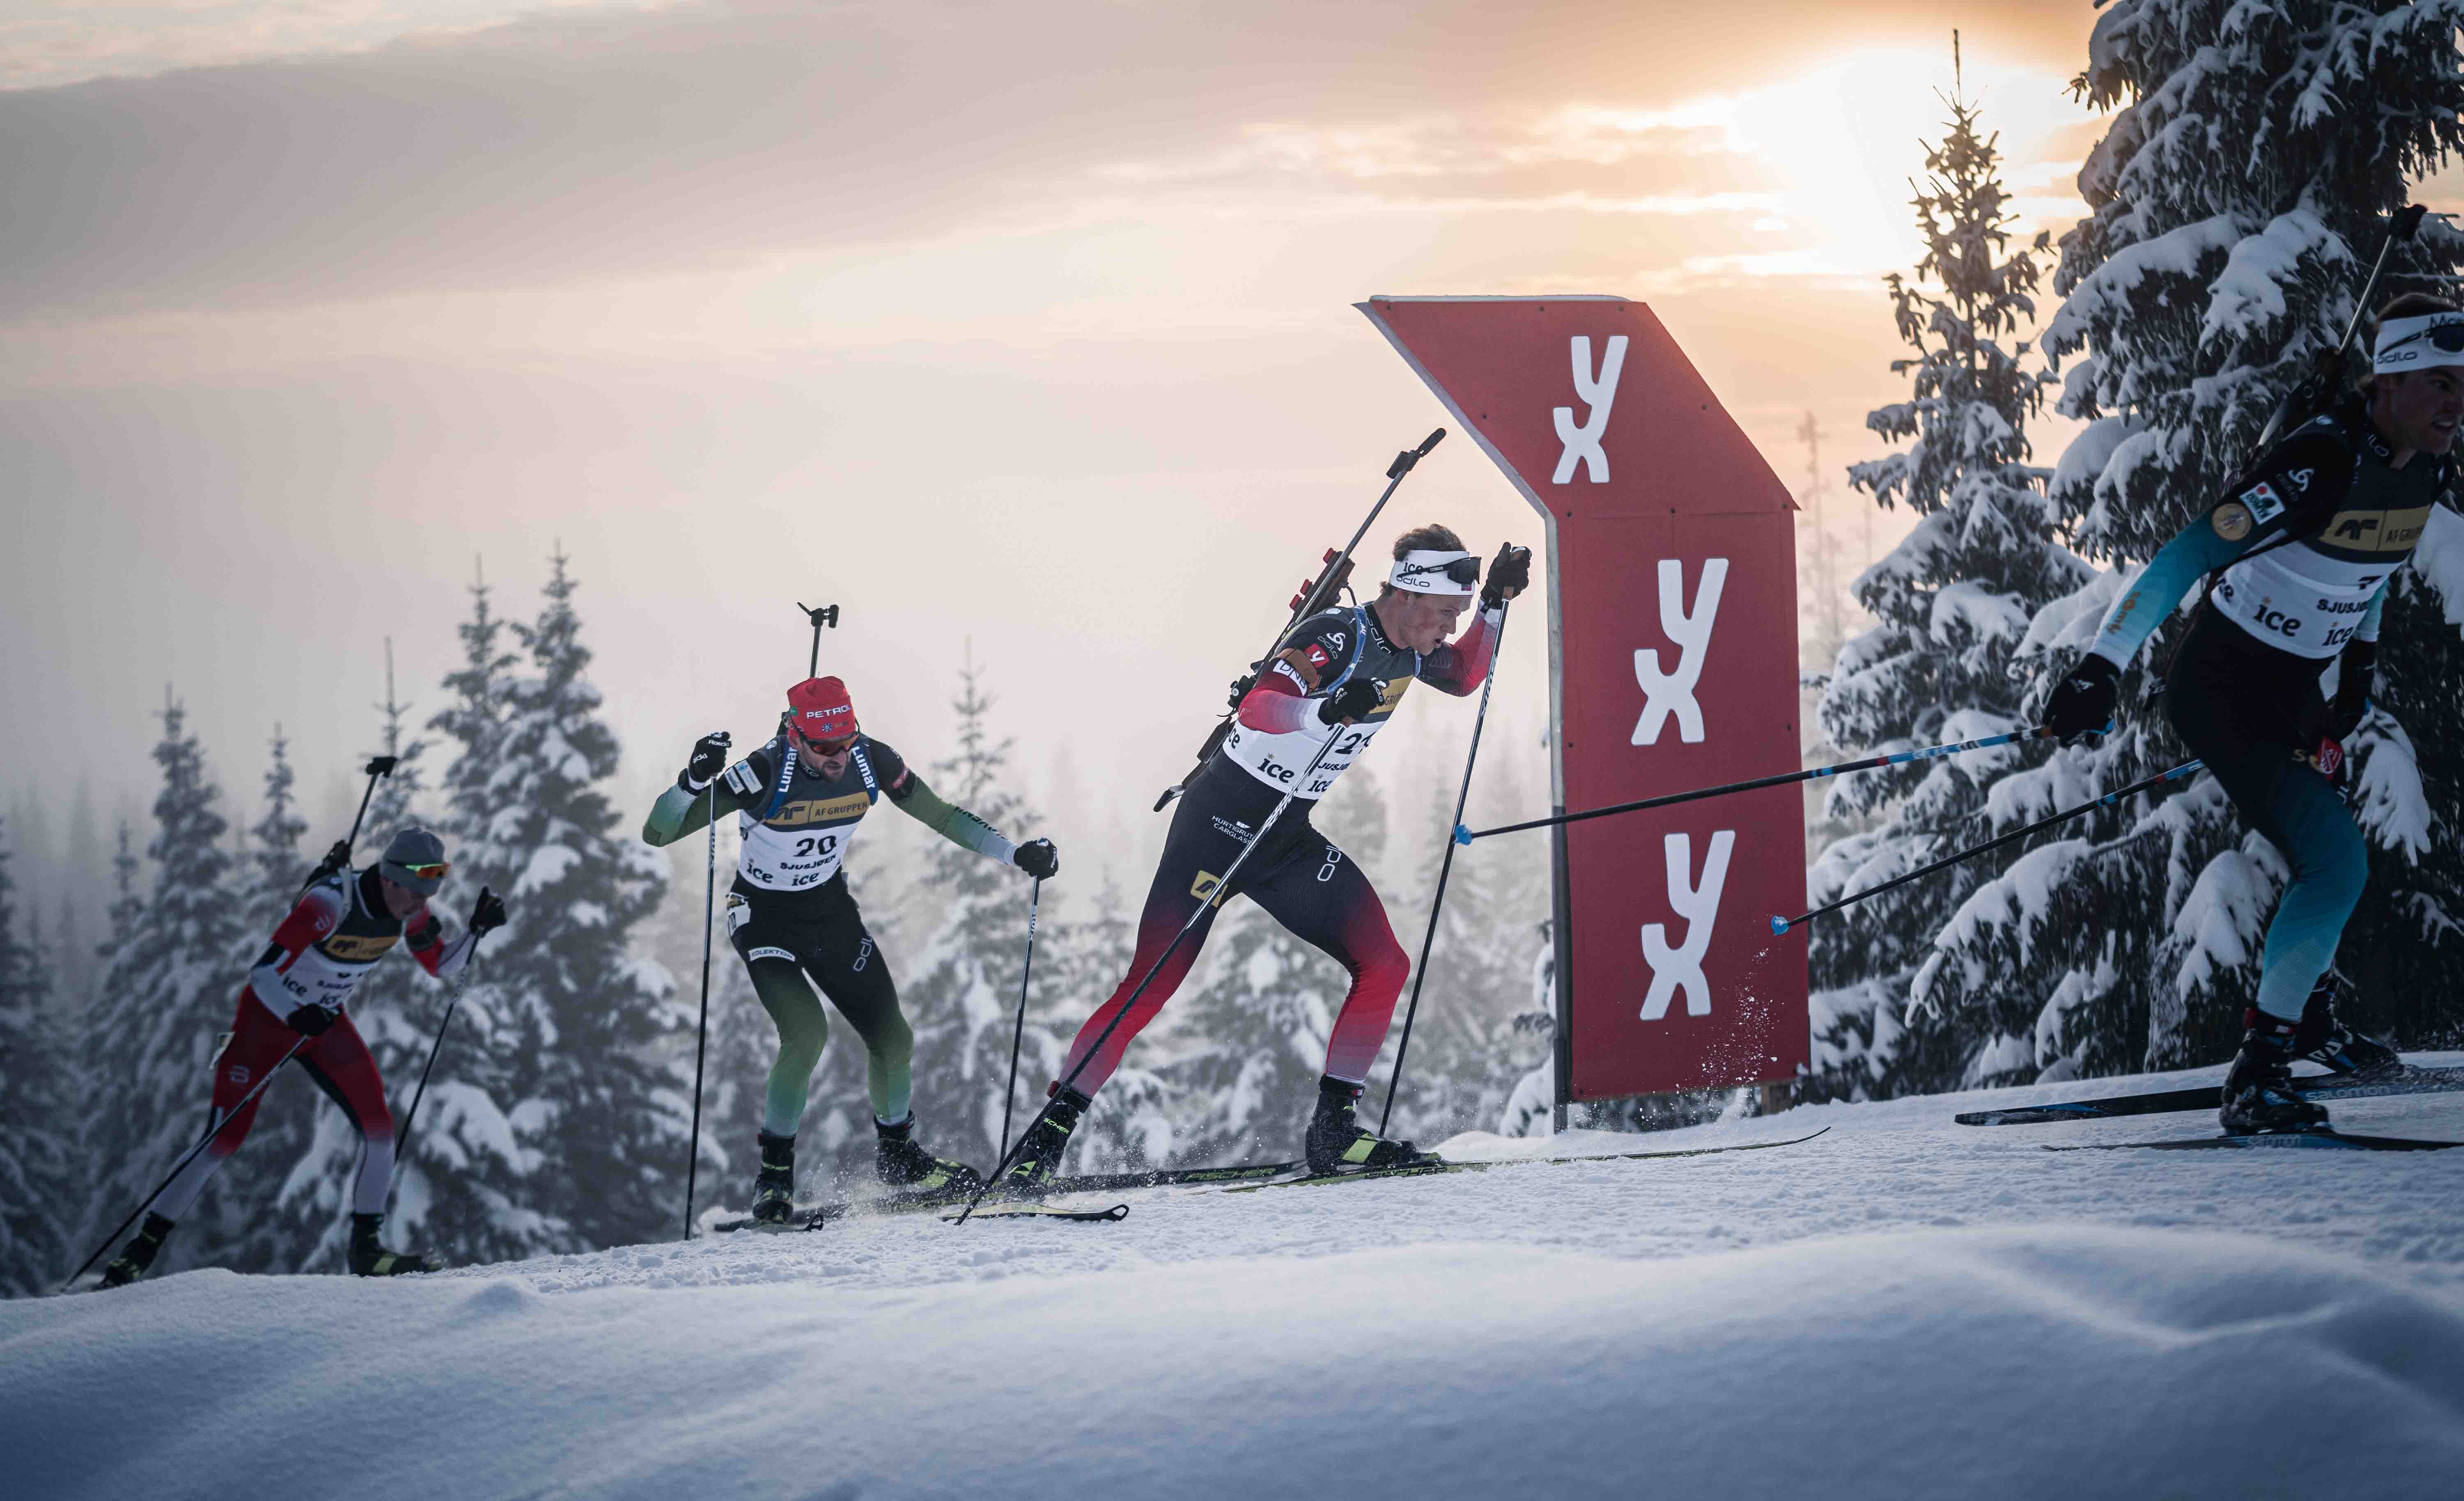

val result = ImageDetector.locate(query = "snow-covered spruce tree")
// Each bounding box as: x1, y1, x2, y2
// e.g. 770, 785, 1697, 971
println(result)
213, 726, 329, 1273
1916, 0, 2464, 1080
1378, 759, 1548, 1143
462, 551, 688, 1251
897, 653, 1066, 1175
422, 567, 570, 1261
1797, 66, 2091, 1102
0, 819, 76, 1296
77, 695, 254, 1272
1495, 920, 1559, 1137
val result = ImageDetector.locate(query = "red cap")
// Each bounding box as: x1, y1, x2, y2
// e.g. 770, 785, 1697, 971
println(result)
786, 677, 858, 747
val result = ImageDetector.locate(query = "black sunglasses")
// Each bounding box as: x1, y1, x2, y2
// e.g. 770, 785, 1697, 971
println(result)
1397, 556, 1480, 588
2382, 322, 2464, 356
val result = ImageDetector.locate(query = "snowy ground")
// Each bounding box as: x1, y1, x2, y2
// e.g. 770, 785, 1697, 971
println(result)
11, 1058, 2464, 1500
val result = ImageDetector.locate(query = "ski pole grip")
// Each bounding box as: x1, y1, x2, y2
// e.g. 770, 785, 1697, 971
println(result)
2396, 204, 2428, 240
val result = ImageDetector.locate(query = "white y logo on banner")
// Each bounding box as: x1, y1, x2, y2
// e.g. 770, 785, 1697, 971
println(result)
1551, 335, 1627, 484
1639, 830, 1735, 1021
1632, 558, 1728, 745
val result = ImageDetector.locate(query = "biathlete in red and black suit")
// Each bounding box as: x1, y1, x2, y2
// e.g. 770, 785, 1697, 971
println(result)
999, 524, 1530, 1187
100, 827, 505, 1287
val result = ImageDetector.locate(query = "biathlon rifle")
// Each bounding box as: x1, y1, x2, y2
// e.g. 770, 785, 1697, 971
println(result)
1153, 429, 1445, 811
2253, 203, 2427, 450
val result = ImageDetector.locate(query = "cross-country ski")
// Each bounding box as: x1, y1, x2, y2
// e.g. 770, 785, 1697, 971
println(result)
20, 6, 2464, 1498
1954, 1065, 2464, 1126
2044, 1129, 2464, 1154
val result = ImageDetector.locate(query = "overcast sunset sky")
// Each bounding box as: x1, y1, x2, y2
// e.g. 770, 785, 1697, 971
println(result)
2, 0, 2213, 900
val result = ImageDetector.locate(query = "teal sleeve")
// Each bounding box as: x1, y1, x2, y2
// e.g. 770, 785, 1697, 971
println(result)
641, 778, 754, 847
2087, 520, 2248, 667
890, 772, 1018, 863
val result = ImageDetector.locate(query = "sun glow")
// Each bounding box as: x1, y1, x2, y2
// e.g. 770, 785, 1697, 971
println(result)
1680, 44, 2089, 285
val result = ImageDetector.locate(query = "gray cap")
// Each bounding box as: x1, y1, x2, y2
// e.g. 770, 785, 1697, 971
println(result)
378, 826, 449, 896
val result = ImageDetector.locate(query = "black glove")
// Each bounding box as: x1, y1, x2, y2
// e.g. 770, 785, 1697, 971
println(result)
1013, 838, 1060, 881
285, 1004, 336, 1037
2041, 654, 2122, 746
2328, 639, 2376, 742
1318, 677, 1384, 725
1481, 544, 1532, 610
408, 913, 444, 950
683, 731, 733, 790
467, 886, 506, 937
305, 838, 352, 885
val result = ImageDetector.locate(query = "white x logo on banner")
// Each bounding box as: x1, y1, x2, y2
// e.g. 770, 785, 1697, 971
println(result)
1632, 558, 1727, 746
1551, 335, 1627, 484
1640, 830, 1735, 1021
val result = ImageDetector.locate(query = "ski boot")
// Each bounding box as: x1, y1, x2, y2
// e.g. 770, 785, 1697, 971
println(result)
99, 1212, 177, 1289
2296, 977, 2400, 1079
1305, 1076, 1438, 1175
992, 1086, 1088, 1197
874, 1115, 983, 1198
750, 1129, 799, 1228
348, 1212, 432, 1276
2220, 1012, 2332, 1136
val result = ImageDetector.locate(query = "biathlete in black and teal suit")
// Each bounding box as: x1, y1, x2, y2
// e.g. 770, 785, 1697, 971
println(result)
997, 524, 1529, 1190
2043, 292, 2464, 1136
643, 675, 1058, 1223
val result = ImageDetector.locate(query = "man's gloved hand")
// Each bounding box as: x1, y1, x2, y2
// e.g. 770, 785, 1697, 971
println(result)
683, 732, 733, 790
1318, 677, 1385, 725
1013, 838, 1060, 881
285, 1004, 336, 1037
467, 886, 507, 937
2041, 654, 2122, 746
306, 839, 353, 885
1480, 544, 1532, 610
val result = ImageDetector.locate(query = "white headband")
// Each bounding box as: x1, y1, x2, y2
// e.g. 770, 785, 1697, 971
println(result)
2372, 312, 2464, 374
1388, 549, 1477, 596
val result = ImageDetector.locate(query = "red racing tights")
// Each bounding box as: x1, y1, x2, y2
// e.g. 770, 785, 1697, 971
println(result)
1058, 760, 1409, 1098
147, 987, 398, 1221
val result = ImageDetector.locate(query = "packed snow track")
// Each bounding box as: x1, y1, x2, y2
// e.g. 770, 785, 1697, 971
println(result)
10, 1058, 2464, 1500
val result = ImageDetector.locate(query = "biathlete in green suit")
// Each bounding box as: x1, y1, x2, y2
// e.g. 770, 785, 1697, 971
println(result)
644, 675, 1058, 1224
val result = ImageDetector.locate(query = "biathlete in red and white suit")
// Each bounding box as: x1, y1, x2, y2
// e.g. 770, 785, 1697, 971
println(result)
99, 826, 505, 1286
999, 524, 1530, 1187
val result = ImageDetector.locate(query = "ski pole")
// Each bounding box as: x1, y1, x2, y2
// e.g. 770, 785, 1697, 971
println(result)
955, 720, 1355, 1226
301, 755, 399, 892
997, 877, 1046, 1163
1769, 759, 2203, 936
2255, 203, 2426, 449
683, 780, 719, 1240
1456, 728, 2049, 845
1156, 428, 1445, 810
798, 601, 840, 677
388, 926, 491, 1212
62, 1035, 310, 1292
1378, 601, 1509, 1137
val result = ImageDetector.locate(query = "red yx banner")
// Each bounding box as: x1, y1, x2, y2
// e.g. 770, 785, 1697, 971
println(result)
1358, 296, 1807, 1102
